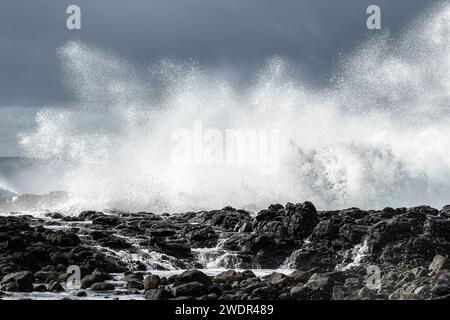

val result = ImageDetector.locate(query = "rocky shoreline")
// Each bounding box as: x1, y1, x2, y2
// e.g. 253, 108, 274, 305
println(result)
1, 202, 450, 300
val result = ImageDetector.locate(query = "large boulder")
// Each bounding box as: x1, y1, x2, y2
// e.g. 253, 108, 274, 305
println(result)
311, 217, 343, 241
81, 270, 111, 289
214, 270, 255, 283
264, 272, 286, 285
44, 231, 81, 247
145, 222, 178, 238
90, 282, 115, 291
174, 270, 211, 286
145, 288, 172, 300
144, 275, 161, 290
171, 281, 207, 297
153, 237, 192, 259
194, 207, 252, 231
184, 225, 218, 248
284, 202, 319, 239
0, 271, 34, 292
78, 211, 105, 220
255, 202, 318, 240
290, 273, 335, 300
366, 210, 426, 257
424, 217, 450, 241
429, 255, 450, 273
47, 280, 64, 292
97, 236, 132, 250
92, 215, 122, 227
381, 235, 448, 266
339, 224, 368, 245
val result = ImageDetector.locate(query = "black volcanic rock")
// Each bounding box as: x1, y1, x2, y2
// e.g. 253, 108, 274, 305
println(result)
92, 215, 122, 227
424, 216, 450, 241
0, 271, 34, 292
90, 282, 115, 291
47, 280, 64, 292
254, 201, 319, 240
145, 288, 171, 300
339, 224, 368, 245
79, 211, 104, 220
284, 202, 319, 239
44, 230, 81, 247
153, 237, 192, 259
2, 201, 450, 300
145, 223, 178, 238
290, 273, 336, 300
0, 216, 126, 278
440, 205, 450, 217
97, 236, 132, 250
144, 275, 161, 290
185, 225, 218, 248
174, 270, 211, 286
220, 202, 320, 268
171, 281, 207, 297
214, 270, 255, 283
311, 216, 343, 240
366, 212, 425, 257
194, 207, 252, 231
81, 273, 107, 289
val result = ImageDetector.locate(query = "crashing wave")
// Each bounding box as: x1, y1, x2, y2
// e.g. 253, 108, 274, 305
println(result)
14, 2, 450, 213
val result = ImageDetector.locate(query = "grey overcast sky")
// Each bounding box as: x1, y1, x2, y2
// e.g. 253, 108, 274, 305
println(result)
0, 0, 441, 155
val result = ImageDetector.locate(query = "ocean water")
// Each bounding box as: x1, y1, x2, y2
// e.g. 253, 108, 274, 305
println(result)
0, 2, 448, 214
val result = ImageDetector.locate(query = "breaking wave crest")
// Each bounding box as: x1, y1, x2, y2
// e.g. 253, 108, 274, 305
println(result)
18, 3, 450, 212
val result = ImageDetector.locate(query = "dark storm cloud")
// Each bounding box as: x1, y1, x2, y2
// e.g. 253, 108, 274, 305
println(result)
0, 0, 441, 154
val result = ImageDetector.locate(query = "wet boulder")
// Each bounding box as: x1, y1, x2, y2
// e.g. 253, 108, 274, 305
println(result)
78, 211, 104, 220
311, 216, 343, 241
174, 270, 211, 286
153, 237, 192, 259
144, 275, 161, 290
440, 205, 450, 217
263, 272, 286, 285
47, 280, 64, 292
254, 202, 318, 240
381, 235, 447, 266
366, 211, 425, 257
284, 202, 319, 239
92, 215, 122, 227
249, 285, 281, 299
145, 223, 178, 238
97, 235, 132, 250
424, 217, 450, 241
80, 269, 112, 289
145, 288, 172, 300
290, 273, 335, 300
171, 281, 207, 297
213, 270, 255, 283
339, 224, 368, 245
0, 271, 34, 292
127, 279, 144, 290
184, 225, 218, 248
429, 255, 450, 273
90, 282, 115, 291
44, 230, 81, 247
195, 207, 253, 231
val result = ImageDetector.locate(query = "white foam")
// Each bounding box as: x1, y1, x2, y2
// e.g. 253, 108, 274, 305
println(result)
18, 3, 450, 213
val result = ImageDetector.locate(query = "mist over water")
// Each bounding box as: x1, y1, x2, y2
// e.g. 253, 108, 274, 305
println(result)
17, 3, 450, 213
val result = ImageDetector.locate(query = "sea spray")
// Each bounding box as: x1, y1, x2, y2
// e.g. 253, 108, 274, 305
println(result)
19, 3, 450, 213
